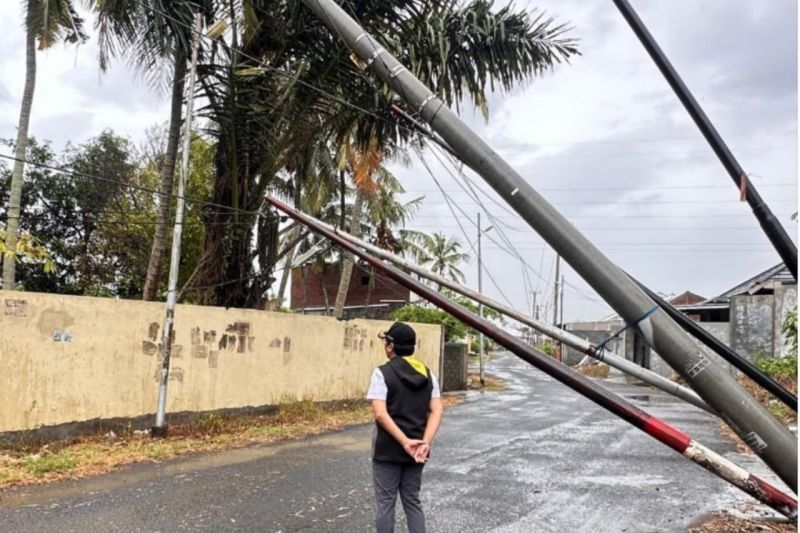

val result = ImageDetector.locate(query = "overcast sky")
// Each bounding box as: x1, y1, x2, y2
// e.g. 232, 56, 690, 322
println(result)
0, 1, 797, 323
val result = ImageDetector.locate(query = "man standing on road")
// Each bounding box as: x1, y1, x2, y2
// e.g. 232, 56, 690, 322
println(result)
366, 322, 443, 533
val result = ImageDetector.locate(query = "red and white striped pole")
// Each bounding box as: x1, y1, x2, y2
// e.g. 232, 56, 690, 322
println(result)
267, 196, 797, 518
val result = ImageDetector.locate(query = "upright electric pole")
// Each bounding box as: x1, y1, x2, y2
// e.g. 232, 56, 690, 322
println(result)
477, 212, 485, 386
559, 273, 565, 353
531, 291, 538, 346
153, 11, 202, 437
299, 0, 797, 489
553, 255, 561, 360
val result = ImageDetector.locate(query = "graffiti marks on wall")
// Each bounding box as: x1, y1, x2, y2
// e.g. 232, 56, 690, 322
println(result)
4, 298, 27, 317
225, 322, 254, 354
141, 320, 278, 370
343, 326, 367, 351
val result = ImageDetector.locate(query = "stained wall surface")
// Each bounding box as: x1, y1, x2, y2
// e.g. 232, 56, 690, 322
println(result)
0, 291, 442, 432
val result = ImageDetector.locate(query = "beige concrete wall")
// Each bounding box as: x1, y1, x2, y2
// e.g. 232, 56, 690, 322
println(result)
0, 291, 442, 432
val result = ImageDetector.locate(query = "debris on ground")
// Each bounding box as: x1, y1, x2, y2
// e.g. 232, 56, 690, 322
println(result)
689, 511, 797, 532
574, 362, 610, 379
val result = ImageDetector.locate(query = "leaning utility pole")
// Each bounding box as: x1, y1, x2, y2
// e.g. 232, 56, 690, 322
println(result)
612, 0, 797, 280
272, 204, 714, 413
268, 196, 796, 518
299, 0, 797, 489
152, 11, 202, 437
477, 212, 485, 385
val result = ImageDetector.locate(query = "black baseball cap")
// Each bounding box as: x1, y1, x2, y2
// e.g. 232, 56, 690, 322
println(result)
379, 322, 416, 351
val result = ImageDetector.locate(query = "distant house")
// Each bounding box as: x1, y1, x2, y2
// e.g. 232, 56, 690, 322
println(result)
563, 264, 796, 376
562, 292, 705, 370
290, 261, 410, 319
673, 264, 796, 360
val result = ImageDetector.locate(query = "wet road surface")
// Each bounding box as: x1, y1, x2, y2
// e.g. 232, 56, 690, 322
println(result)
0, 351, 790, 532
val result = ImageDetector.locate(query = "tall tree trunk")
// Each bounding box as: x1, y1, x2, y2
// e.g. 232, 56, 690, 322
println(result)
3, 4, 36, 290
333, 192, 363, 319
142, 48, 187, 301
276, 226, 300, 307
364, 265, 374, 317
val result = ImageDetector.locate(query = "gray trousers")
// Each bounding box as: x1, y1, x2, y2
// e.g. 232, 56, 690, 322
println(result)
372, 460, 426, 533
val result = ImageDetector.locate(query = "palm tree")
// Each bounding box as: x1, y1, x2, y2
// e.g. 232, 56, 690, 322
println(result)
90, 0, 211, 301
409, 232, 470, 284
188, 0, 578, 309
3, 0, 86, 290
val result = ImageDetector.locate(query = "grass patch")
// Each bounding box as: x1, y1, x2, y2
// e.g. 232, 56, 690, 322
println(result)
0, 399, 373, 491
0, 396, 463, 491
24, 452, 78, 476
755, 355, 797, 379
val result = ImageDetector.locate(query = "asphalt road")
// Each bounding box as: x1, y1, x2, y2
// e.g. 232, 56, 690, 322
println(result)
0, 351, 791, 532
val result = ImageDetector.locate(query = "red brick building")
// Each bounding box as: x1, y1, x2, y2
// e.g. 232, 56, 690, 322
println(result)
290, 262, 411, 319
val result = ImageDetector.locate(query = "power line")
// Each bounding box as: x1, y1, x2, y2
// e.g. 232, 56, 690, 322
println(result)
427, 146, 616, 307
402, 183, 796, 193
414, 198, 797, 206
0, 153, 265, 219
410, 212, 797, 219
427, 145, 538, 311
414, 148, 517, 309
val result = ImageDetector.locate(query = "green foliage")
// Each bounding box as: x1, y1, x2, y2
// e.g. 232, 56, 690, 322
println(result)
26, 0, 87, 49
0, 130, 212, 299
541, 339, 555, 357
23, 452, 77, 477
391, 304, 468, 342
391, 290, 506, 344
399, 232, 469, 283
782, 308, 798, 356
755, 355, 798, 379
0, 229, 55, 276
175, 0, 577, 307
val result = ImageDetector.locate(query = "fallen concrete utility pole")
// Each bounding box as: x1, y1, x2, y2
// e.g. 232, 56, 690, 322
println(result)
299, 0, 797, 490
281, 204, 714, 414
612, 0, 797, 280
267, 196, 797, 518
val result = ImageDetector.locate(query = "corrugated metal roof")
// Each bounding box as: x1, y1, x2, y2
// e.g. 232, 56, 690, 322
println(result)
704, 263, 794, 304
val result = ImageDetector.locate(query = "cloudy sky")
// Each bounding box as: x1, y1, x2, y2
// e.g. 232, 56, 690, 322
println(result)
0, 0, 797, 323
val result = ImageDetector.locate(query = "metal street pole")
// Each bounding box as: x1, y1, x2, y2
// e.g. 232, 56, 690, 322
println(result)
152, 11, 202, 437
558, 274, 566, 329
553, 254, 561, 361
268, 196, 796, 518
279, 205, 713, 413
477, 212, 485, 386
299, 0, 797, 489
531, 291, 537, 345
611, 0, 797, 280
